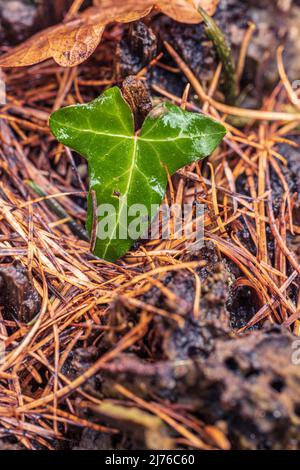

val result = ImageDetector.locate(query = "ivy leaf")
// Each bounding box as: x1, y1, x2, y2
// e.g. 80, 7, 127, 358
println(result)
50, 87, 226, 261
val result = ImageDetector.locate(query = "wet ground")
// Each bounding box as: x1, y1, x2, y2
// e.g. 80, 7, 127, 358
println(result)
0, 0, 300, 452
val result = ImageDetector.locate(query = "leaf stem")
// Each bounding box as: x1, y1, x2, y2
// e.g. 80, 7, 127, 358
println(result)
198, 5, 237, 105
27, 180, 89, 242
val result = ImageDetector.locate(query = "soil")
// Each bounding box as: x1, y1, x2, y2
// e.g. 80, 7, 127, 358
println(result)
0, 262, 41, 324
65, 239, 300, 450
0, 0, 300, 453
0, 0, 75, 44
67, 325, 300, 450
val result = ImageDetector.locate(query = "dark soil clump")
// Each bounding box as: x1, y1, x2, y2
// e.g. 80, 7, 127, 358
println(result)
0, 262, 41, 324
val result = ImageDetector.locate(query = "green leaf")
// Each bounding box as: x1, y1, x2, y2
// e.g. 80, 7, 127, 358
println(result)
50, 87, 226, 262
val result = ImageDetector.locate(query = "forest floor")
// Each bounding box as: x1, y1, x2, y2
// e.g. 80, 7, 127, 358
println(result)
0, 0, 300, 450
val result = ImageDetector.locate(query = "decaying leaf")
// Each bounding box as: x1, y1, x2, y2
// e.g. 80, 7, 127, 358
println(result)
50, 87, 226, 261
0, 0, 219, 68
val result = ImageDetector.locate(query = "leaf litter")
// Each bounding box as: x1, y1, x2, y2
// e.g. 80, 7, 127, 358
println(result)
0, 0, 299, 451
0, 0, 219, 67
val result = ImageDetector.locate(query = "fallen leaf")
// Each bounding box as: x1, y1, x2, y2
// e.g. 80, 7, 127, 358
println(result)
0, 5, 151, 68
50, 86, 226, 261
0, 0, 219, 68
86, 401, 174, 450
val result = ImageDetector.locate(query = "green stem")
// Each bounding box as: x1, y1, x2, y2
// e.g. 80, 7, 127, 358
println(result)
198, 5, 237, 105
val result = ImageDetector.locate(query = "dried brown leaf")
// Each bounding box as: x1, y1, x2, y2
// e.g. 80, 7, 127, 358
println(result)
156, 0, 218, 22
0, 0, 219, 68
